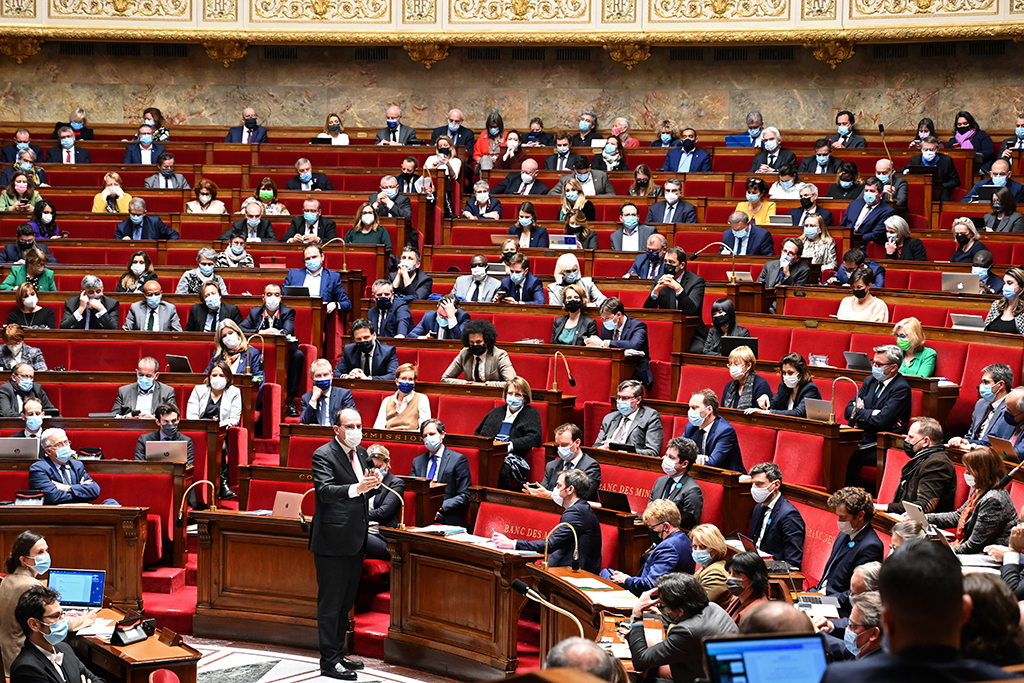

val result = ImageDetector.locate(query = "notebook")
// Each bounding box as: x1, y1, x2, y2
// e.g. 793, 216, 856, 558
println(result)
272, 491, 305, 518
282, 286, 311, 297
843, 351, 872, 372
736, 533, 793, 574
768, 214, 794, 227
597, 490, 633, 513
0, 437, 39, 459
549, 235, 579, 249
47, 569, 105, 610
144, 440, 188, 463
941, 272, 980, 294
950, 313, 986, 331
703, 632, 827, 683
803, 398, 834, 422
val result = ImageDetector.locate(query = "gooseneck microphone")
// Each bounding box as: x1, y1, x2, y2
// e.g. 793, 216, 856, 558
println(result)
510, 579, 585, 638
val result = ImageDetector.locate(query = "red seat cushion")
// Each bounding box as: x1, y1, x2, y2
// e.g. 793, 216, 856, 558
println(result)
436, 395, 495, 437
773, 432, 825, 490
745, 326, 792, 363
789, 500, 837, 588
878, 448, 909, 503
246, 479, 315, 514
694, 478, 724, 530
597, 463, 661, 515
733, 423, 776, 473
782, 298, 839, 318
676, 366, 732, 403
789, 329, 851, 369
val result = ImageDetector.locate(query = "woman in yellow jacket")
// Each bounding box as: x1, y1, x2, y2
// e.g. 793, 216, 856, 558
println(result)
689, 523, 732, 607
734, 177, 776, 226
91, 172, 133, 213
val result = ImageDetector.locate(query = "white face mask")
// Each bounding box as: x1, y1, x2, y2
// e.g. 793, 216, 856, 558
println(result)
750, 484, 773, 503
130, 263, 146, 276
837, 520, 855, 536
210, 376, 227, 391
471, 265, 487, 281
661, 456, 679, 476
782, 374, 800, 388
729, 365, 746, 380
551, 487, 565, 508
264, 295, 281, 312
361, 213, 375, 226
40, 213, 53, 224
344, 428, 362, 448
222, 334, 240, 350
22, 295, 37, 308
964, 472, 976, 488
7, 343, 22, 356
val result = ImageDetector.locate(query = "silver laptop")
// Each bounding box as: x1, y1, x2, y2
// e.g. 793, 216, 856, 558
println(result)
989, 435, 1020, 463
144, 440, 188, 463
941, 272, 980, 294
273, 491, 305, 518
727, 271, 754, 282
843, 351, 872, 372
0, 437, 39, 459
903, 501, 928, 526
768, 214, 794, 227
950, 313, 986, 331
803, 398, 834, 422
549, 234, 578, 249
48, 568, 105, 610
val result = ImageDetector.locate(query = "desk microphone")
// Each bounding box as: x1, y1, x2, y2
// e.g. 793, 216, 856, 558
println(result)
511, 579, 585, 638
552, 351, 576, 391
690, 242, 738, 282
998, 461, 1024, 489
878, 124, 893, 165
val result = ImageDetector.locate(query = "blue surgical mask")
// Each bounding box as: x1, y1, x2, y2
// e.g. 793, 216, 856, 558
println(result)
733, 228, 749, 240
205, 295, 221, 310
692, 549, 712, 566
304, 211, 318, 223
617, 399, 634, 416
448, 122, 460, 132
876, 174, 890, 184
746, 193, 760, 203
1017, 127, 1024, 139
305, 258, 321, 272
688, 407, 704, 426
839, 180, 853, 189
16, 142, 28, 150
55, 445, 73, 463
764, 139, 778, 152
557, 145, 570, 155
871, 366, 887, 381
557, 446, 575, 461
398, 381, 415, 394
565, 191, 578, 202
231, 245, 244, 255
199, 264, 215, 276
130, 213, 144, 224
60, 138, 74, 149
603, 144, 616, 155
837, 125, 850, 136
246, 217, 260, 228
507, 395, 523, 411
575, 173, 590, 182
660, 133, 671, 144
28, 551, 50, 574
862, 191, 877, 205
972, 266, 989, 278
314, 378, 332, 391
299, 172, 312, 183
437, 316, 449, 328
19, 162, 32, 172
992, 175, 1008, 187
139, 134, 153, 145
384, 188, 397, 199
844, 627, 862, 657
623, 215, 639, 229
815, 154, 829, 165
387, 120, 398, 129
603, 318, 618, 331
510, 271, 525, 284
25, 415, 43, 431
578, 120, 590, 132
424, 434, 443, 452
1005, 284, 1018, 299
747, 127, 760, 138
137, 375, 154, 390
979, 383, 996, 401
17, 378, 33, 392
42, 618, 68, 646
488, 127, 500, 136
803, 226, 819, 239
779, 179, 794, 189
519, 217, 532, 228
562, 271, 579, 284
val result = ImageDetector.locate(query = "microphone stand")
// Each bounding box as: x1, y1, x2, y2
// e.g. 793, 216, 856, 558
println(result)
321, 236, 347, 272
691, 241, 737, 283
244, 332, 266, 378
829, 376, 861, 424
543, 521, 580, 570
511, 579, 585, 639
552, 351, 577, 392
176, 480, 217, 526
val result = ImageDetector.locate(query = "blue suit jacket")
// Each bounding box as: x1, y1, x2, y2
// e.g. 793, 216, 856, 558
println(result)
963, 177, 1024, 204
622, 529, 695, 596
645, 200, 698, 225
283, 267, 352, 311
224, 125, 269, 143
721, 225, 775, 256
300, 386, 356, 425
240, 303, 296, 336
410, 446, 473, 525
599, 315, 652, 386
113, 215, 179, 240
682, 416, 744, 473
367, 300, 413, 337
660, 147, 712, 173
29, 457, 100, 504
819, 526, 884, 599
506, 224, 550, 248
516, 499, 602, 574
830, 260, 885, 287
748, 495, 805, 569
463, 197, 503, 219
966, 397, 1007, 445
839, 199, 896, 244
333, 341, 399, 380
121, 143, 166, 164
626, 253, 664, 279
498, 272, 546, 304
787, 206, 834, 227
845, 374, 912, 442
411, 309, 471, 339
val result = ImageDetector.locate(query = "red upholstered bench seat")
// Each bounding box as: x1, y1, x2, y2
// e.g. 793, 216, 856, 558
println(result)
0, 470, 30, 501
597, 463, 660, 515
89, 471, 173, 564
788, 498, 838, 589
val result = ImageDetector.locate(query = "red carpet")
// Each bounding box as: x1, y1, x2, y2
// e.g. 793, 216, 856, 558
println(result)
353, 610, 389, 660
143, 584, 196, 635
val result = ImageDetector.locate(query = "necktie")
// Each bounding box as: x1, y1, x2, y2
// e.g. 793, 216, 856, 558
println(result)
319, 395, 329, 426
147, 309, 156, 331
611, 415, 629, 443
775, 266, 785, 285
426, 453, 439, 479
563, 461, 573, 472
613, 326, 621, 341
391, 129, 397, 143
738, 237, 746, 255
558, 156, 566, 171
664, 205, 675, 224
768, 154, 776, 167
475, 358, 483, 382
84, 309, 91, 330
245, 130, 251, 144
975, 404, 994, 439
379, 312, 387, 334
61, 466, 70, 485
698, 430, 707, 454
470, 283, 479, 302
66, 149, 72, 163
647, 261, 656, 279
520, 183, 528, 195
133, 226, 142, 240
854, 204, 874, 230
363, 352, 371, 375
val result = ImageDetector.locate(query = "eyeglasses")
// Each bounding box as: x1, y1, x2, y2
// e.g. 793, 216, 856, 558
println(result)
869, 362, 892, 369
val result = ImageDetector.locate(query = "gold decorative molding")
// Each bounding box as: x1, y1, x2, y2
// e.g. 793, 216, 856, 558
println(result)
801, 0, 833, 18
601, 0, 633, 20
50, 0, 188, 16
650, 0, 786, 20
404, 42, 448, 67
2, 0, 34, 17
203, 0, 236, 19
450, 0, 588, 21
0, 36, 40, 62
853, 0, 993, 15
252, 0, 388, 20
604, 42, 649, 68
803, 38, 854, 67
402, 0, 434, 20
203, 39, 247, 66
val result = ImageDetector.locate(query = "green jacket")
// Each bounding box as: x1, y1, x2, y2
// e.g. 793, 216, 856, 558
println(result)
900, 345, 937, 378
0, 265, 56, 291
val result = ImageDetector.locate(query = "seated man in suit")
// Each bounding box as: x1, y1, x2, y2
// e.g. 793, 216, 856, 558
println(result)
122, 280, 182, 332
144, 152, 190, 190
14, 397, 48, 457
0, 148, 48, 188
60, 275, 119, 330
492, 158, 548, 195
369, 175, 413, 222
411, 419, 472, 524
612, 202, 657, 251
649, 436, 703, 527
748, 462, 805, 570
625, 233, 667, 279
874, 158, 909, 208
122, 124, 165, 164
494, 468, 602, 573
332, 318, 399, 380
430, 108, 475, 148
391, 247, 433, 300
826, 248, 885, 287
826, 110, 867, 149
28, 428, 99, 504
367, 279, 413, 338
899, 136, 960, 201
721, 211, 775, 256
497, 253, 545, 304
592, 379, 663, 457
2, 128, 43, 164
644, 178, 697, 225
798, 138, 843, 175
545, 132, 581, 172
0, 363, 58, 418
948, 363, 1012, 448
645, 247, 707, 351
10, 586, 108, 683
301, 359, 356, 426
114, 198, 180, 240
282, 198, 335, 244
375, 105, 419, 146
880, 416, 955, 515
660, 128, 712, 173
550, 156, 615, 196
185, 282, 243, 332
451, 254, 501, 303
463, 180, 502, 220
283, 244, 353, 317
757, 238, 810, 312
571, 109, 600, 147
587, 297, 652, 386
749, 127, 796, 173
605, 499, 697, 596
226, 202, 279, 242
683, 388, 744, 472
528, 422, 601, 501
962, 159, 1024, 204
134, 403, 194, 466
845, 344, 911, 483
224, 107, 268, 143
286, 157, 333, 192
815, 487, 884, 598
46, 126, 91, 164
840, 177, 895, 246
112, 356, 176, 417
411, 293, 470, 340
788, 183, 834, 227
241, 282, 304, 414
0, 224, 57, 264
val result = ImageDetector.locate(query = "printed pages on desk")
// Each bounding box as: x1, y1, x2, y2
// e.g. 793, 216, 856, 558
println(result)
959, 554, 999, 567
77, 618, 116, 639
407, 524, 467, 536
585, 589, 638, 610
445, 532, 540, 555
565, 577, 614, 590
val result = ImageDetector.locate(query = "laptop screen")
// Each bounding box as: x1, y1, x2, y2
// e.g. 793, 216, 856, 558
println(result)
705, 634, 827, 683
48, 569, 105, 608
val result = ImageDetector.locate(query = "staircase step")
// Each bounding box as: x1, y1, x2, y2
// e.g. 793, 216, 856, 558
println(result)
252, 452, 280, 466
369, 591, 390, 614
184, 554, 198, 586
142, 567, 186, 594
518, 615, 541, 646
142, 585, 196, 635
353, 610, 389, 660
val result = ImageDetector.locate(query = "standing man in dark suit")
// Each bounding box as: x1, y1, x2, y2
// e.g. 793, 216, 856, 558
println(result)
497, 253, 545, 304
112, 356, 176, 417
492, 159, 549, 195
46, 126, 91, 164
644, 247, 706, 352
10, 586, 107, 683
899, 136, 960, 201
134, 403, 194, 466
826, 111, 867, 149
587, 297, 651, 386
749, 128, 797, 173
369, 175, 413, 221
660, 128, 712, 173
611, 202, 658, 251
644, 178, 697, 224
225, 202, 279, 242
286, 158, 334, 191
816, 487, 884, 600
410, 419, 472, 524
114, 198, 180, 240
625, 234, 667, 279
301, 359, 356, 426
545, 132, 581, 171
721, 211, 775, 256
391, 247, 433, 300
748, 462, 805, 570
29, 428, 99, 504
789, 184, 834, 227
493, 468, 602, 572
798, 139, 843, 175
366, 279, 412, 338
332, 319, 399, 380
60, 275, 119, 330
0, 364, 58, 418
649, 436, 704, 527
2, 129, 43, 164
242, 283, 304, 414
683, 389, 744, 473
282, 199, 335, 244
840, 177, 896, 246
282, 245, 353, 317
592, 380, 663, 457
430, 109, 475, 148
224, 108, 268, 144
121, 124, 165, 164
529, 422, 601, 501
375, 105, 419, 146
309, 408, 378, 679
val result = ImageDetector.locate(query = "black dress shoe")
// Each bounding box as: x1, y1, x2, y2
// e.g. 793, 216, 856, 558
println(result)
339, 657, 364, 671
319, 664, 357, 680
285, 402, 299, 418
219, 485, 238, 500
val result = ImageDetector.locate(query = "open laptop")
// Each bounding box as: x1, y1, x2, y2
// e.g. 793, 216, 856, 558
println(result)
549, 235, 578, 249
703, 632, 827, 683
941, 272, 980, 294
282, 286, 311, 297
144, 440, 188, 463
736, 533, 792, 574
843, 351, 871, 372
0, 437, 39, 459
597, 490, 633, 513
720, 336, 757, 359
607, 442, 638, 454
905, 165, 939, 178
165, 354, 193, 373
803, 398, 834, 422
989, 435, 1020, 463
273, 491, 305, 518
768, 214, 794, 227
726, 271, 754, 283
950, 313, 986, 331
47, 569, 105, 611
977, 184, 999, 202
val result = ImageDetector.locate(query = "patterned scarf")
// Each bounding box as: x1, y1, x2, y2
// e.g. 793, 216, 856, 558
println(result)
956, 489, 981, 543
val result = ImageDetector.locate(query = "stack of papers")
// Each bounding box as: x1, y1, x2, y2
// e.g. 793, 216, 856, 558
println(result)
587, 590, 638, 610
77, 618, 116, 639
958, 554, 999, 567
564, 577, 614, 590
407, 525, 466, 536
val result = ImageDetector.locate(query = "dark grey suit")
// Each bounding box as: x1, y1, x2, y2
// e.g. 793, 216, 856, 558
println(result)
122, 300, 182, 331
592, 405, 664, 457
610, 224, 658, 251
134, 429, 194, 466
550, 170, 615, 196
111, 381, 176, 417
541, 454, 602, 501
649, 473, 704, 526
626, 602, 737, 683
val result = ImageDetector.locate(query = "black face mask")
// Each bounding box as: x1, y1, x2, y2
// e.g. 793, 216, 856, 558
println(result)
501, 251, 515, 263
244, 118, 258, 130
853, 289, 868, 299
355, 340, 373, 353
800, 197, 814, 209
399, 172, 416, 183
663, 263, 677, 276
566, 224, 582, 234
635, 177, 649, 187
437, 147, 450, 157
17, 241, 33, 251
993, 202, 1003, 213
956, 125, 971, 134
955, 233, 971, 246
681, 139, 696, 153
713, 314, 728, 328
375, 297, 393, 310
328, 124, 341, 133
564, 300, 583, 313
469, 345, 487, 356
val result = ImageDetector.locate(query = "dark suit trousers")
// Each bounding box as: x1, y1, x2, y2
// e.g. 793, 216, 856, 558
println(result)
314, 551, 364, 666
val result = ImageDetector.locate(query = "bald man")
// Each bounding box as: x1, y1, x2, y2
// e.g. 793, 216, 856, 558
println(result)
874, 158, 908, 207
492, 158, 549, 195
430, 109, 475, 149
964, 159, 1024, 204
738, 601, 814, 635
375, 105, 418, 146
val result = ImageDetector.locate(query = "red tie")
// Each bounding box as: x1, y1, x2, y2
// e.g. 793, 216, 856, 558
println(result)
245, 130, 251, 144
65, 149, 71, 164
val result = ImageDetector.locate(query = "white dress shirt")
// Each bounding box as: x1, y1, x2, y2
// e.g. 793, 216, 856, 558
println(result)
620, 227, 640, 252
303, 269, 324, 297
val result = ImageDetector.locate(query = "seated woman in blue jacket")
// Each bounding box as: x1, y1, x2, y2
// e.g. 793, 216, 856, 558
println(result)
744, 352, 821, 418
721, 345, 772, 410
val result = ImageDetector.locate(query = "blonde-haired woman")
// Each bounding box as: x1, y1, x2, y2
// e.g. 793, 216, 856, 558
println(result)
950, 216, 988, 264
316, 112, 350, 145
893, 317, 936, 377
206, 320, 264, 397
562, 210, 598, 249
374, 363, 430, 431
92, 172, 132, 213
722, 345, 772, 410
800, 214, 837, 270
689, 523, 731, 606
548, 252, 605, 306
559, 178, 595, 221
344, 201, 393, 252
